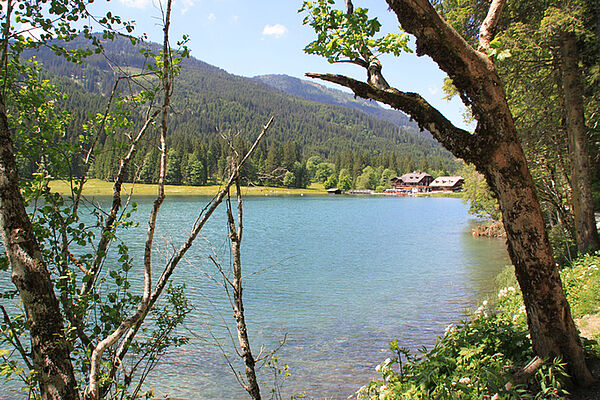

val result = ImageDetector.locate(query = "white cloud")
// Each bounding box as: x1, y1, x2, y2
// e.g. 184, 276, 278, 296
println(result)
117, 0, 153, 9
262, 24, 288, 38
180, 0, 195, 15
17, 22, 54, 41
208, 13, 216, 21
428, 86, 439, 95
232, 15, 239, 23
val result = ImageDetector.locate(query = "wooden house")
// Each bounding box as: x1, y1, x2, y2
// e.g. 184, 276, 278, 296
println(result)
390, 172, 434, 193
429, 176, 464, 192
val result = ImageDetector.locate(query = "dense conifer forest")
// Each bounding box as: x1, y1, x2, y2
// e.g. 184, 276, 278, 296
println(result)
20, 36, 459, 188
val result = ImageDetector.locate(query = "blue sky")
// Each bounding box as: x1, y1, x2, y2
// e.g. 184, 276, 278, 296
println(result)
87, 0, 470, 129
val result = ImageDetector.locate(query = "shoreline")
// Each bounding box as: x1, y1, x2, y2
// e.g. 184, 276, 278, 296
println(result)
49, 179, 464, 199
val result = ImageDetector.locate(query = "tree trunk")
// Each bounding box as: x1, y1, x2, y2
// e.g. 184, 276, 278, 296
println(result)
229, 178, 261, 400
307, 0, 594, 386
482, 138, 592, 385
0, 95, 79, 399
559, 31, 600, 253
384, 0, 594, 385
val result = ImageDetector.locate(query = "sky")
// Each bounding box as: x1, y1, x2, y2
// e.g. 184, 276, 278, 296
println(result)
84, 0, 471, 130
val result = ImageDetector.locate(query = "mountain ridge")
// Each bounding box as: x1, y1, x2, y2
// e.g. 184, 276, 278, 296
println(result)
254, 74, 429, 138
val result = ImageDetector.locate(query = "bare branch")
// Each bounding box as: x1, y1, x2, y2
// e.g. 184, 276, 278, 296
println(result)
209, 255, 235, 289
105, 116, 274, 390
85, 1, 173, 397
228, 170, 261, 399
255, 334, 287, 365
500, 356, 544, 395
0, 305, 32, 369
79, 107, 161, 299
478, 0, 507, 52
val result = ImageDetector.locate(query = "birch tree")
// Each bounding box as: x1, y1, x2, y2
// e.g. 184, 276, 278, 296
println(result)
0, 1, 273, 398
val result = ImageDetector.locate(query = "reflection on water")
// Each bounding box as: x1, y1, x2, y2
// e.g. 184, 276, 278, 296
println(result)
0, 196, 510, 400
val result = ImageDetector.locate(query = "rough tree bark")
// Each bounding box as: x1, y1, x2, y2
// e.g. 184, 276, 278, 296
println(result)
0, 97, 80, 400
559, 31, 600, 253
307, 0, 594, 385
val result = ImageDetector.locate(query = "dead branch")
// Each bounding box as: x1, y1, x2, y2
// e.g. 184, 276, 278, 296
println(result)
478, 0, 507, 52
104, 116, 274, 391
84, 1, 173, 397
73, 71, 157, 215
79, 107, 161, 299
486, 356, 544, 399
345, 0, 353, 15
227, 167, 261, 400
209, 254, 235, 289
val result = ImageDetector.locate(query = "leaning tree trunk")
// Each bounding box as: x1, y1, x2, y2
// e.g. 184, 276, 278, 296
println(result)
482, 137, 593, 385
0, 95, 80, 399
385, 0, 594, 385
307, 0, 594, 385
559, 31, 600, 254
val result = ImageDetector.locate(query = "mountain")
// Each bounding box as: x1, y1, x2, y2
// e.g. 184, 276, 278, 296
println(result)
254, 74, 428, 137
20, 36, 458, 186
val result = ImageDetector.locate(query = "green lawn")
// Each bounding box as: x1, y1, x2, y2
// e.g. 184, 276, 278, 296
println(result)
49, 179, 327, 197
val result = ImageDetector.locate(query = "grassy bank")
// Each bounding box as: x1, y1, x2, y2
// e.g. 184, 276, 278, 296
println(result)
360, 252, 600, 400
49, 179, 465, 199
49, 179, 327, 197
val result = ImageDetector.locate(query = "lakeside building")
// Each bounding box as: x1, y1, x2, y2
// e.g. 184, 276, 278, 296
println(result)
429, 176, 465, 192
390, 172, 434, 193
388, 172, 464, 194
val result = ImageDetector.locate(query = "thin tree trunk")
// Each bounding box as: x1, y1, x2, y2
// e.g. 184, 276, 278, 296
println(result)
228, 175, 261, 400
0, 94, 79, 399
559, 31, 600, 253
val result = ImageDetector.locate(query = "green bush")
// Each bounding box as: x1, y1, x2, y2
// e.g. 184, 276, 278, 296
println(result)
561, 251, 600, 317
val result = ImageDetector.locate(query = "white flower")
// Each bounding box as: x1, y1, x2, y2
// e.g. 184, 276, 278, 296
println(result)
375, 364, 382, 372
356, 385, 368, 396
444, 324, 455, 336
483, 300, 488, 306
458, 377, 471, 384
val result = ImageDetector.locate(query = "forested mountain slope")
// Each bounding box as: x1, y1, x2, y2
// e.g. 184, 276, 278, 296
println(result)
24, 36, 458, 187
254, 74, 428, 137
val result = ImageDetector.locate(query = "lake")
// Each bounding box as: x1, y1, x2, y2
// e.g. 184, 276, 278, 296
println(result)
0, 195, 510, 399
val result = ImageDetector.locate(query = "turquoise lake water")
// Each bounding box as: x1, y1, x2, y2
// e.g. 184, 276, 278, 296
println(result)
0, 195, 510, 399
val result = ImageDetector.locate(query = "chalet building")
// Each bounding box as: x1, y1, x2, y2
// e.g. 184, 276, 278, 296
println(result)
390, 172, 434, 193
429, 176, 465, 192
